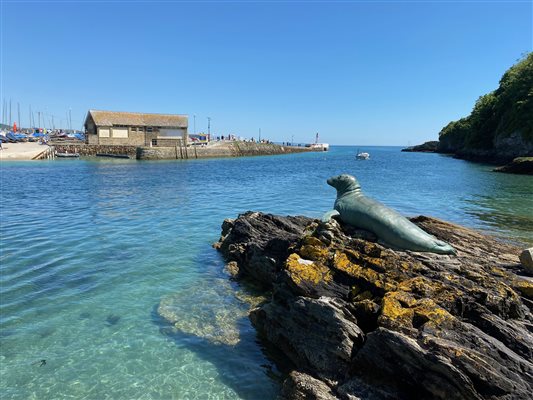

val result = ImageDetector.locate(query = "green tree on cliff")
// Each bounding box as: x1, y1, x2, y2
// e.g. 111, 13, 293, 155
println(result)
439, 52, 533, 152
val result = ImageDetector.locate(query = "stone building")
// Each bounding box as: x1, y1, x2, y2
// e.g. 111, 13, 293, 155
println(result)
84, 110, 188, 147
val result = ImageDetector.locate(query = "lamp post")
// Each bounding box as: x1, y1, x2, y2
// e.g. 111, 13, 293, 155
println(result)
207, 117, 211, 136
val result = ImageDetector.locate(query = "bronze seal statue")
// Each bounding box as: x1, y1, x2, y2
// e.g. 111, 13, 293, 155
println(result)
322, 174, 456, 255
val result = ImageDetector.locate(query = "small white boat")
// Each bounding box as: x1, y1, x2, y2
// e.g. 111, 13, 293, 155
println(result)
55, 151, 80, 158
356, 150, 370, 160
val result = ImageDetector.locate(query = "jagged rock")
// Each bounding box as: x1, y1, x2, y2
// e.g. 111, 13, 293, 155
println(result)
216, 212, 533, 399
279, 371, 338, 400
520, 248, 533, 272
250, 293, 364, 380
493, 157, 533, 175
216, 212, 314, 287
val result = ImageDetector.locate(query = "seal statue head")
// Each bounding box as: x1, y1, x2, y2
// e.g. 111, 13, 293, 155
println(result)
327, 174, 361, 194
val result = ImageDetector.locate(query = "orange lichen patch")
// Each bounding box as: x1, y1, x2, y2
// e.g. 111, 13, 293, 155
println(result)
397, 277, 433, 294
343, 248, 387, 271
333, 251, 396, 292
397, 277, 464, 312
512, 278, 533, 299
412, 298, 454, 328
379, 292, 415, 328
363, 242, 383, 258
490, 267, 508, 278
379, 291, 455, 331
299, 236, 330, 261
285, 253, 333, 286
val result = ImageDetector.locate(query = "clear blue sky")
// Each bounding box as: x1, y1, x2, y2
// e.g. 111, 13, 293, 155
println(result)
1, 0, 531, 145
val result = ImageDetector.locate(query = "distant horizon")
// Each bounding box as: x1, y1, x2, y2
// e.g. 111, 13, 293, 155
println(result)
1, 1, 531, 145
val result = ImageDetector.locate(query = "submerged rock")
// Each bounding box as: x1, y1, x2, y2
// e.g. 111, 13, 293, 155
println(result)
157, 278, 266, 346
493, 157, 533, 175
216, 212, 533, 399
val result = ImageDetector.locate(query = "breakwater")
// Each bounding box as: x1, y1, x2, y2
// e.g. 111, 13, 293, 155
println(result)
136, 142, 313, 160
52, 142, 313, 160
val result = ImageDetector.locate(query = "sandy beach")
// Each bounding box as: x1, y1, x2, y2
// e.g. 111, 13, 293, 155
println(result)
0, 142, 51, 161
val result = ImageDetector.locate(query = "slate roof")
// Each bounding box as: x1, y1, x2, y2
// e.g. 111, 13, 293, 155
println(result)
87, 110, 188, 128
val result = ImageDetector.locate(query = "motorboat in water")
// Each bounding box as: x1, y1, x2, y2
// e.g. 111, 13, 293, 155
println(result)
356, 150, 370, 160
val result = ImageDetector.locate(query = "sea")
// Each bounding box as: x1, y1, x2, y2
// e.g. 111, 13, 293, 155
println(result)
1, 146, 532, 400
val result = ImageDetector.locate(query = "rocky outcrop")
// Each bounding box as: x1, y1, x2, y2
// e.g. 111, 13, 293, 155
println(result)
401, 141, 439, 153
214, 212, 315, 287
216, 212, 533, 399
493, 157, 533, 175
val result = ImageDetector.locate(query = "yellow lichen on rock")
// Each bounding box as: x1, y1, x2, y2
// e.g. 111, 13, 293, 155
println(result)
333, 251, 396, 292
412, 298, 454, 328
299, 236, 330, 261
285, 253, 332, 286
512, 278, 533, 299
379, 291, 455, 331
379, 292, 415, 328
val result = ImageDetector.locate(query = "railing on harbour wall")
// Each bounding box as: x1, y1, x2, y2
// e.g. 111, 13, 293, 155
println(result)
32, 146, 55, 160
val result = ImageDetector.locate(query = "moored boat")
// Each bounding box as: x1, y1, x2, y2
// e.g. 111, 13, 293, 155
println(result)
96, 153, 130, 159
356, 149, 370, 160
55, 151, 80, 158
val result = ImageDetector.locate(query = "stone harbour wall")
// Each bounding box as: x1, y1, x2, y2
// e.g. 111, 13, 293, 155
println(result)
136, 142, 314, 160
52, 142, 315, 160
53, 144, 138, 157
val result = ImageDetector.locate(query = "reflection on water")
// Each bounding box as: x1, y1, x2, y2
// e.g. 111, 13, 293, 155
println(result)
0, 147, 532, 399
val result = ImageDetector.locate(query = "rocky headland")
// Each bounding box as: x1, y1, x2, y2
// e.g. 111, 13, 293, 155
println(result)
436, 53, 533, 165
403, 53, 533, 174
401, 141, 439, 153
215, 212, 533, 399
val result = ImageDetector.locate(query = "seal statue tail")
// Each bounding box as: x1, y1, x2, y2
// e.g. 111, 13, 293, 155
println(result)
432, 240, 457, 255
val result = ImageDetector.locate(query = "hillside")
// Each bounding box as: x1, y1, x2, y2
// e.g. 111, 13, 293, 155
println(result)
438, 53, 533, 162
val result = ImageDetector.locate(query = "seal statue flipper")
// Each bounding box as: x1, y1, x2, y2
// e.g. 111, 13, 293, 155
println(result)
325, 174, 456, 255
321, 210, 340, 223
433, 240, 457, 255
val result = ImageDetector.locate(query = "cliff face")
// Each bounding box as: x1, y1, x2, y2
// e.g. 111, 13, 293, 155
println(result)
216, 212, 533, 400
438, 53, 533, 163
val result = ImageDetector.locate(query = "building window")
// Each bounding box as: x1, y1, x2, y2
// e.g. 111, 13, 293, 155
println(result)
112, 128, 128, 138
146, 127, 153, 133
99, 128, 110, 137
151, 139, 157, 146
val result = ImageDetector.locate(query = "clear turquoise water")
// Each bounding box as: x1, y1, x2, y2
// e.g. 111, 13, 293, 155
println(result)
1, 146, 532, 399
